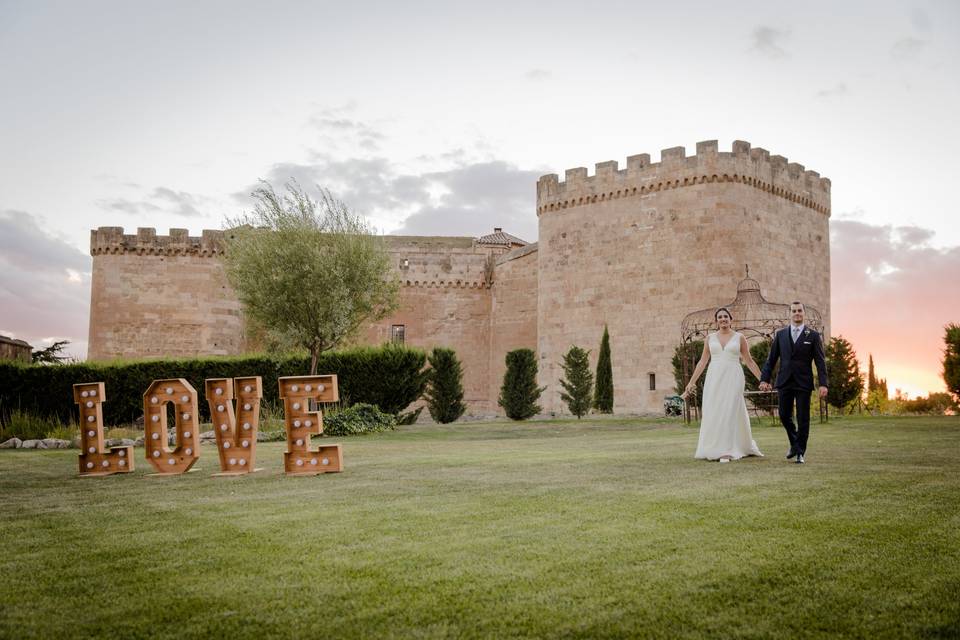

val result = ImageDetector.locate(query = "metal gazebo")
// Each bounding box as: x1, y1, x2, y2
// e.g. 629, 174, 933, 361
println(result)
678, 267, 825, 422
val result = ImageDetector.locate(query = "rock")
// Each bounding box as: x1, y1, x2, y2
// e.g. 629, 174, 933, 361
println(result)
21, 439, 41, 449
133, 436, 145, 447
0, 437, 22, 449
199, 430, 216, 440
105, 438, 122, 447
42, 438, 71, 449
119, 438, 135, 447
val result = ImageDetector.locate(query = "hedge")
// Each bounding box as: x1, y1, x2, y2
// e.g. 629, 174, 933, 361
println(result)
0, 344, 427, 427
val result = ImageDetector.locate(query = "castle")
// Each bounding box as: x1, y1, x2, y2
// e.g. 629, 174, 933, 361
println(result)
88, 140, 831, 415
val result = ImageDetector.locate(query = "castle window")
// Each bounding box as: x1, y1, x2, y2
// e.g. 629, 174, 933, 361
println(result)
401, 258, 409, 270
649, 373, 656, 391
391, 325, 405, 344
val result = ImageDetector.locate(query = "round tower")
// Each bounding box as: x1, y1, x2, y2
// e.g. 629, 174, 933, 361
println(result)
535, 140, 831, 414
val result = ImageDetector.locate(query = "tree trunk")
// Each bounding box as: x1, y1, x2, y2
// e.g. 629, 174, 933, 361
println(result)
310, 348, 319, 375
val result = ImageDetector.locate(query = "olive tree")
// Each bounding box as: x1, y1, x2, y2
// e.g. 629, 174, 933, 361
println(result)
222, 180, 399, 374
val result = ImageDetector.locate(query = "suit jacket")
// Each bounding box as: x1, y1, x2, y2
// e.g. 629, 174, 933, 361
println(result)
761, 326, 828, 391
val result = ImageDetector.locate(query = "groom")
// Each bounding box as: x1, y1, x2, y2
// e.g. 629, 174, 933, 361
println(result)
759, 301, 828, 464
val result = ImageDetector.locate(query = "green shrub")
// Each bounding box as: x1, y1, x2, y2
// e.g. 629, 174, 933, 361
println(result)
559, 346, 593, 419
0, 408, 66, 441
498, 349, 544, 421
425, 348, 466, 424
594, 326, 613, 413
0, 344, 426, 427
322, 403, 397, 436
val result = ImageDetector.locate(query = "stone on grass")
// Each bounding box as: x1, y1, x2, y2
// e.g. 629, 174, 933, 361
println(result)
42, 438, 71, 449
0, 437, 22, 449
21, 439, 42, 449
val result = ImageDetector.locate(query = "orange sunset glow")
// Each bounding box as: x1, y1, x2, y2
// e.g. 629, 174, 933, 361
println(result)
831, 219, 959, 399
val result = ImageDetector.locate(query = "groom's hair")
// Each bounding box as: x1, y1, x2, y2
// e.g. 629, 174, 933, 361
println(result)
791, 301, 804, 311
714, 307, 733, 321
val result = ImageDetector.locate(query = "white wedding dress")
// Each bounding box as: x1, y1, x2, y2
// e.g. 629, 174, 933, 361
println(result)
694, 332, 763, 460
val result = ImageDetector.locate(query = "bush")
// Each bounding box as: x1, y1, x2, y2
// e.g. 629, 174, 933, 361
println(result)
559, 346, 593, 419
498, 349, 544, 421
0, 344, 426, 427
425, 348, 466, 424
322, 403, 397, 436
0, 408, 66, 441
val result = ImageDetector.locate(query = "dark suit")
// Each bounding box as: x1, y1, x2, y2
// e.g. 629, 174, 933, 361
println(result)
761, 325, 828, 455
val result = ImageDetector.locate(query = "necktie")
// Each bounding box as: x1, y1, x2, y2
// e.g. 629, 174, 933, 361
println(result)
792, 327, 800, 343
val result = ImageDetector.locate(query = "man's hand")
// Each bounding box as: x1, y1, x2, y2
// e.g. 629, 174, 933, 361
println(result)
758, 382, 772, 392
818, 386, 828, 399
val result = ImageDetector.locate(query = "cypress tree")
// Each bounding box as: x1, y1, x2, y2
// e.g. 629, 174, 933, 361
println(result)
825, 336, 864, 410
560, 346, 593, 419
498, 348, 545, 420
867, 354, 878, 392
594, 325, 613, 413
424, 347, 467, 424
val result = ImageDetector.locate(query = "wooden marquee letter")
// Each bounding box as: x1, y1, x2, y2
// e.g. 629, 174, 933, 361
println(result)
205, 377, 262, 476
279, 375, 343, 475
143, 379, 201, 475
74, 382, 133, 476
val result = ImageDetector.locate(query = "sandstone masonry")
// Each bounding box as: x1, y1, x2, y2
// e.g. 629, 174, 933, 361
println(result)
87, 139, 830, 416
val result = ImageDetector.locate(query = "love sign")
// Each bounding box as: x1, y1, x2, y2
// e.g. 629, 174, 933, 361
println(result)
74, 375, 343, 478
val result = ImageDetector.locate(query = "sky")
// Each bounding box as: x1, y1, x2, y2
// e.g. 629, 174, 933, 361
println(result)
1, 0, 958, 398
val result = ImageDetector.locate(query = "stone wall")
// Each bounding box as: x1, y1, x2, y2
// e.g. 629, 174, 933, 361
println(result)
535, 140, 830, 414
87, 139, 830, 418
87, 227, 243, 360
488, 243, 539, 407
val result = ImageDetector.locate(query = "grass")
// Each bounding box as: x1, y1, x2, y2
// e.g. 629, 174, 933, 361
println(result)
0, 415, 958, 639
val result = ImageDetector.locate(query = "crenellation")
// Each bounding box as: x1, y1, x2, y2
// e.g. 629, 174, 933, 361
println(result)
90, 226, 226, 256
595, 160, 618, 177
695, 140, 718, 156
537, 141, 831, 217
660, 146, 686, 163
626, 154, 650, 171
732, 140, 751, 156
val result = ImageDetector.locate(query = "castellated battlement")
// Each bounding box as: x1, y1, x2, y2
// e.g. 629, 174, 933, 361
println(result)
536, 140, 831, 216
90, 227, 226, 256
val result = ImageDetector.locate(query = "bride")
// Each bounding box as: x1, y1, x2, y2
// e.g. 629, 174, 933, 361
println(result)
682, 308, 764, 461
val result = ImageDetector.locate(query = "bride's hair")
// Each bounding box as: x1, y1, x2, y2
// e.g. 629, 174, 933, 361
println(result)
715, 307, 733, 321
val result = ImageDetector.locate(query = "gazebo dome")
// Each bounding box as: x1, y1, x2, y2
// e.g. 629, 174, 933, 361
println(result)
680, 271, 823, 343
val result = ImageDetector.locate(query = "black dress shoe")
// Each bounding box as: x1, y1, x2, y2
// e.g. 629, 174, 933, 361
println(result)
786, 447, 798, 459
795, 454, 805, 464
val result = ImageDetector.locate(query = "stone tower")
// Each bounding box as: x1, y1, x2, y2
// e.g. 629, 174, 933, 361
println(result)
535, 140, 830, 414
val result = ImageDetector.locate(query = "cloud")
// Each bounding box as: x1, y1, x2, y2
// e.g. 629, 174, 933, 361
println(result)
0, 210, 90, 359
911, 8, 931, 32
236, 154, 543, 242
96, 186, 211, 217
891, 37, 927, 59
831, 219, 959, 396
815, 83, 848, 98
749, 26, 790, 59
307, 104, 387, 152
524, 69, 551, 81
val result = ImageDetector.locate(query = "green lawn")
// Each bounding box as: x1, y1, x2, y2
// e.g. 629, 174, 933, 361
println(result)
1, 416, 958, 639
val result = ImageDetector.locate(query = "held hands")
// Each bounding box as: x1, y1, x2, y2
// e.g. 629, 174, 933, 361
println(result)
758, 382, 772, 392
819, 386, 828, 399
